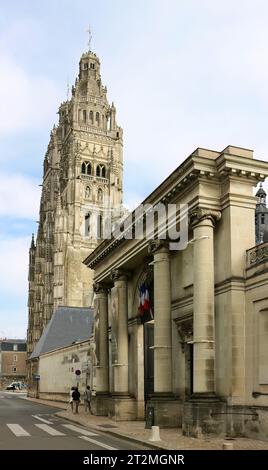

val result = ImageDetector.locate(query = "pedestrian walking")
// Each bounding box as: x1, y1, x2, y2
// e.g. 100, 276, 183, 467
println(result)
69, 386, 75, 412
72, 386, 80, 414
84, 385, 92, 413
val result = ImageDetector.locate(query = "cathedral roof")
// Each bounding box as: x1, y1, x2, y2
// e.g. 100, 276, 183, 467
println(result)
30, 306, 94, 359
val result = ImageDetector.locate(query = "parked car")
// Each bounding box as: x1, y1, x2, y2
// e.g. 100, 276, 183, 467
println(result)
6, 382, 26, 390
6, 383, 16, 390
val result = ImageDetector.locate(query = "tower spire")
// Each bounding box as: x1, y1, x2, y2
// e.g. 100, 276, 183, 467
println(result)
31, 233, 35, 249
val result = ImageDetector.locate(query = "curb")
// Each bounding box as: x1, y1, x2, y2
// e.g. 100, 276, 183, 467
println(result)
55, 411, 166, 450
25, 396, 169, 450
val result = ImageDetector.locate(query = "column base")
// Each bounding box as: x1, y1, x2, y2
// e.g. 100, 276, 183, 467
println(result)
182, 394, 227, 437
92, 392, 110, 416
147, 393, 183, 427
108, 393, 137, 421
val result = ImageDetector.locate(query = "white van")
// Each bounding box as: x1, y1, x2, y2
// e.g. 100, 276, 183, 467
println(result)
6, 382, 26, 390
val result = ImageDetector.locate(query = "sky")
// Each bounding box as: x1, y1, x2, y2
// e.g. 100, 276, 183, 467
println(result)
1, 0, 268, 338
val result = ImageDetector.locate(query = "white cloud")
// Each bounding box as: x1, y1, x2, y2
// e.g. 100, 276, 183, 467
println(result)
0, 54, 59, 134
0, 172, 40, 219
0, 236, 29, 297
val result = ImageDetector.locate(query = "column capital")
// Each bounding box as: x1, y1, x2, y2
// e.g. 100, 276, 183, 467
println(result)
148, 239, 169, 255
190, 207, 221, 228
93, 282, 110, 294
110, 268, 129, 282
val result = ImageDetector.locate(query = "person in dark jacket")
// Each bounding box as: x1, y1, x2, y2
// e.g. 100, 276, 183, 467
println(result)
72, 387, 80, 414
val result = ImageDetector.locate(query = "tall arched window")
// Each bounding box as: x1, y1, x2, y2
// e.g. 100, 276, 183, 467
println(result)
97, 214, 103, 239
89, 110, 94, 125
98, 188, 103, 202
81, 162, 86, 174
83, 110, 87, 122
96, 164, 106, 178
86, 162, 91, 175
85, 213, 91, 237
96, 112, 100, 126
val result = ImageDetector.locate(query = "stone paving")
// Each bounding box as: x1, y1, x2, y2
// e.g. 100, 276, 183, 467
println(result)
24, 396, 268, 450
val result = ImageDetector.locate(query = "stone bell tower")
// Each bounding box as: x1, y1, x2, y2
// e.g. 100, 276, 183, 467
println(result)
27, 46, 124, 356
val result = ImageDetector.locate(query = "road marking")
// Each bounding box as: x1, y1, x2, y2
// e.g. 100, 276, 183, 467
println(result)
7, 424, 30, 437
35, 424, 65, 436
62, 424, 98, 436
79, 435, 117, 450
32, 415, 52, 424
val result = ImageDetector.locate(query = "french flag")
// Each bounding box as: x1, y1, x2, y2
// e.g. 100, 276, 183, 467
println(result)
138, 283, 151, 315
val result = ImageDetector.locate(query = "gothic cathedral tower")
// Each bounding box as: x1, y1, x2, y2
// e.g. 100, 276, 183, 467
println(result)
27, 48, 124, 357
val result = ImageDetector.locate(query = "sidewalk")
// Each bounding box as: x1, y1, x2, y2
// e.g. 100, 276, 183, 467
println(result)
25, 396, 268, 450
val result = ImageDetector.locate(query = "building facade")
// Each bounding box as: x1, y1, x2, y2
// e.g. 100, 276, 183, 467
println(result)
27, 47, 124, 360
84, 145, 268, 438
0, 339, 27, 389
37, 341, 92, 403
29, 306, 94, 400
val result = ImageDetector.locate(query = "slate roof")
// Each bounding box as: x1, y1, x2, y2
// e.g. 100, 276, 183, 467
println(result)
30, 306, 94, 359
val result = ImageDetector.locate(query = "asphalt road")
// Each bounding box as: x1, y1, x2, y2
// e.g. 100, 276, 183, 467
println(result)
0, 391, 148, 450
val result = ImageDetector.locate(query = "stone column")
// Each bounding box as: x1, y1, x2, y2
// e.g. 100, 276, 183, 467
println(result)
93, 283, 109, 394
148, 240, 172, 394
110, 269, 129, 393
191, 208, 221, 395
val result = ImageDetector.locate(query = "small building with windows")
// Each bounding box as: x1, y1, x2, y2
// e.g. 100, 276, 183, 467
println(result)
84, 145, 268, 439
0, 339, 27, 389
28, 306, 94, 400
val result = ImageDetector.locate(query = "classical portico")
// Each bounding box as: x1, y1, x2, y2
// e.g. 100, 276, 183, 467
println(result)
84, 145, 268, 436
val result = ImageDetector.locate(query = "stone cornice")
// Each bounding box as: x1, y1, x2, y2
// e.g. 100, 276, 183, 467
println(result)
216, 153, 268, 182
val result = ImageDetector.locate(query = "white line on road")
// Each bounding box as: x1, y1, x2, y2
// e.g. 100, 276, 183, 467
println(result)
7, 424, 30, 437
35, 423, 65, 436
62, 424, 98, 436
32, 415, 52, 424
79, 435, 117, 450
